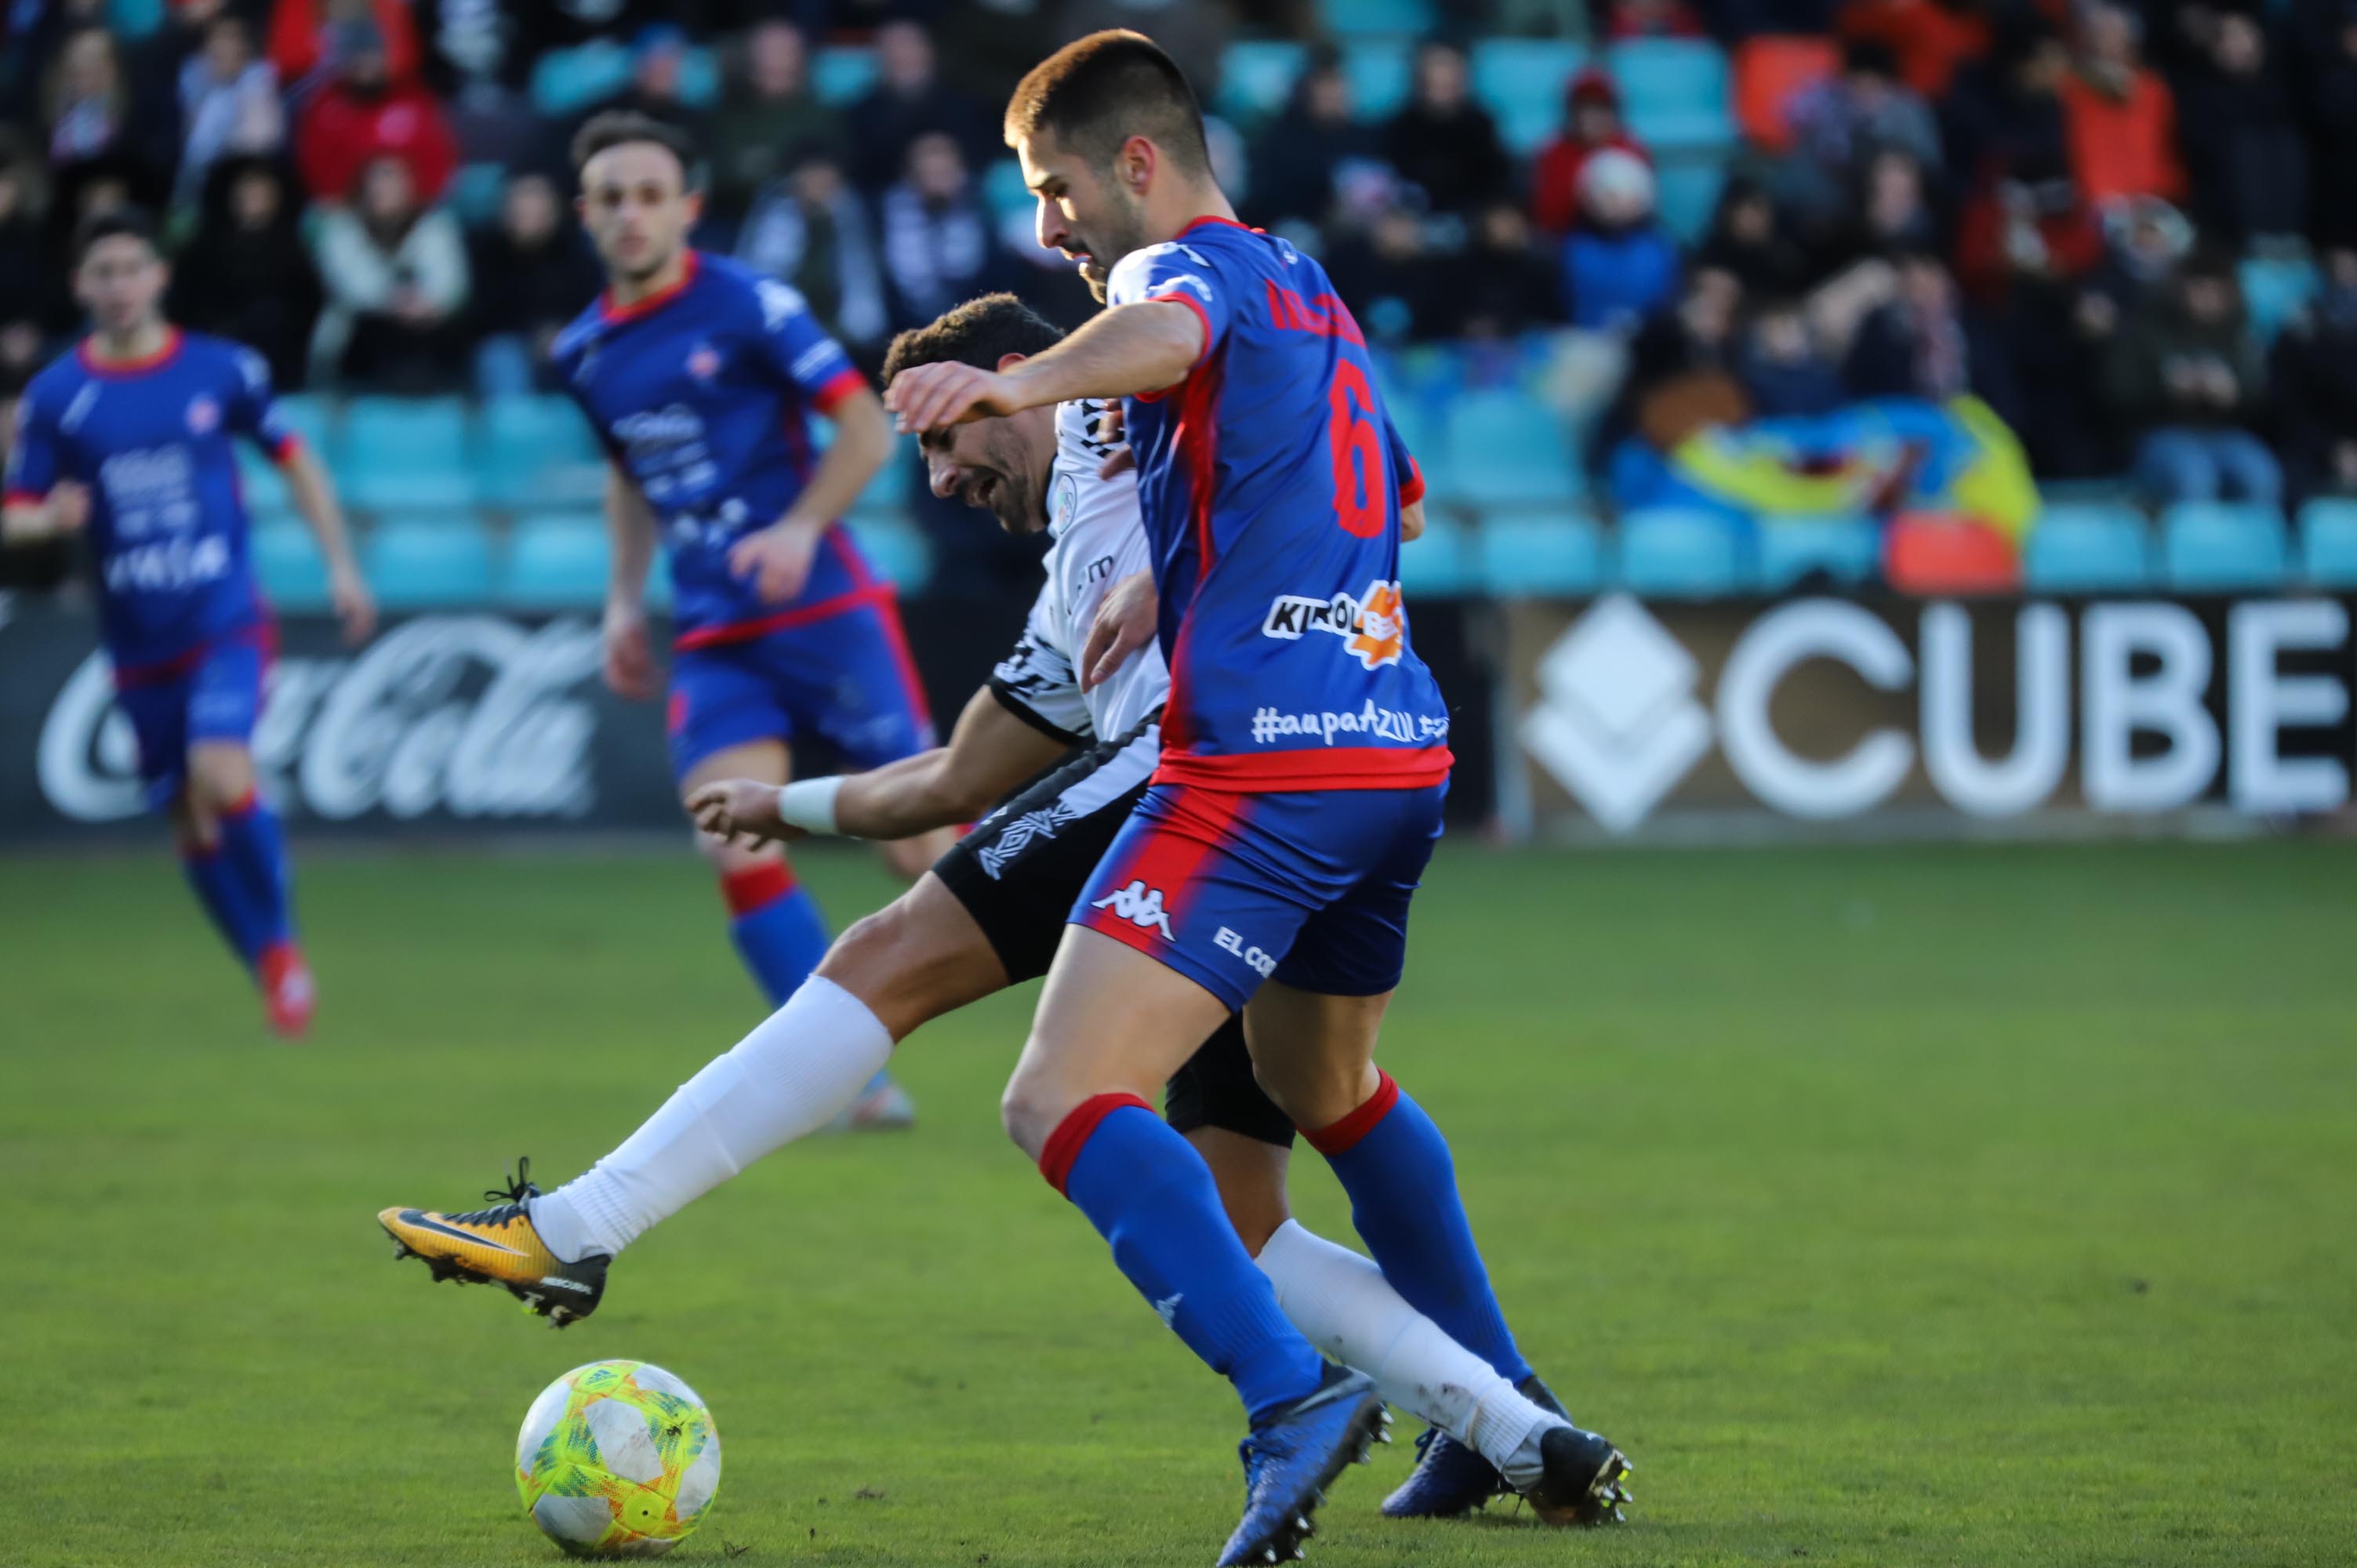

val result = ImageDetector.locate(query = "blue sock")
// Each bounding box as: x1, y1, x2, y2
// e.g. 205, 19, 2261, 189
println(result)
721, 861, 831, 1007
1048, 1096, 1327, 1425
1310, 1072, 1532, 1386
215, 792, 294, 953
180, 840, 269, 969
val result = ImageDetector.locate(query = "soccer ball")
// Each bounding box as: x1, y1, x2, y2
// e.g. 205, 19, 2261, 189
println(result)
515, 1359, 722, 1557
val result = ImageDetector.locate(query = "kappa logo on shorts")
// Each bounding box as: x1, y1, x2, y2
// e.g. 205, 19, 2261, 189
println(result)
1091, 880, 1175, 941
975, 800, 1076, 880
1262, 579, 1407, 670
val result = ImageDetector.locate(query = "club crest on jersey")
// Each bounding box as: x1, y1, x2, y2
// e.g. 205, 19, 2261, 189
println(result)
1261, 579, 1407, 670
687, 343, 721, 381
185, 395, 220, 435
1091, 880, 1175, 940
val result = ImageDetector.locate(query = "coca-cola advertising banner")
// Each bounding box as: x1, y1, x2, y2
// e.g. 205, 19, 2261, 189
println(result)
1502, 593, 2355, 836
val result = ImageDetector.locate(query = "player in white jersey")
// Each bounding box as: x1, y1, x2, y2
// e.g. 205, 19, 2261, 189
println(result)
376, 296, 1585, 1508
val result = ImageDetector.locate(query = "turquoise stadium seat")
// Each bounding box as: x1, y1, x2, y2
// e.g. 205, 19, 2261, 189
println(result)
1397, 515, 1473, 595
1656, 161, 1726, 243
2239, 256, 2317, 347
1444, 390, 1581, 506
2299, 498, 2357, 587
1478, 512, 1606, 596
236, 445, 291, 516
846, 517, 932, 592
1617, 508, 1744, 598
1758, 516, 1881, 591
813, 47, 877, 106
365, 516, 497, 608
677, 45, 720, 109
1607, 39, 1734, 151
2024, 504, 2150, 592
1320, 0, 1436, 36
481, 394, 603, 506
343, 398, 477, 512
1470, 41, 1585, 155
252, 518, 331, 611
272, 393, 335, 457
2160, 502, 2289, 591
502, 513, 608, 609
447, 162, 507, 228
532, 43, 632, 118
1218, 41, 1307, 123
1342, 41, 1415, 120
983, 158, 1032, 220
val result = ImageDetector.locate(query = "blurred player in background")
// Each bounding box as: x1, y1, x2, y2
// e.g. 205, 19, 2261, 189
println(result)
555, 112, 953, 1127
886, 34, 1628, 1563
376, 296, 1590, 1519
2, 209, 376, 1039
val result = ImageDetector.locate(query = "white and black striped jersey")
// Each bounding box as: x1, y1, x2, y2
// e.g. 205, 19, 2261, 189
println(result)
987, 398, 1168, 744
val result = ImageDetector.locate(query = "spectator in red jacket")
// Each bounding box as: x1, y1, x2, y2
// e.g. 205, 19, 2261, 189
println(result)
2057, 3, 2185, 208
1531, 68, 1651, 238
293, 20, 459, 206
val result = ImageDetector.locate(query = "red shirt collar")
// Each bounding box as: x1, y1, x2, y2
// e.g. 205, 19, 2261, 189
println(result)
600, 249, 702, 323
78, 326, 184, 376
1175, 215, 1258, 238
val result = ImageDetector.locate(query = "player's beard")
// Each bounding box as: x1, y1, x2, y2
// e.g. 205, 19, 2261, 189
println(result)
965, 429, 1042, 535
1077, 188, 1153, 303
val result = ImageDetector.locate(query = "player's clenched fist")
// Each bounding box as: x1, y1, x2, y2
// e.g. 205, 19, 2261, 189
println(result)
884, 361, 1026, 434
688, 779, 800, 847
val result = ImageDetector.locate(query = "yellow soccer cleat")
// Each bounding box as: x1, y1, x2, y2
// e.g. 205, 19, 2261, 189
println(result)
378, 1159, 608, 1327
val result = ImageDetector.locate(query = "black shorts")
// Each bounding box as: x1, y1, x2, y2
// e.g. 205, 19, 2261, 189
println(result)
934, 713, 1296, 1149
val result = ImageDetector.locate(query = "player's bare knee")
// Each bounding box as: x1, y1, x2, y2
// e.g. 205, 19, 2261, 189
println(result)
185, 746, 254, 818
999, 1060, 1073, 1160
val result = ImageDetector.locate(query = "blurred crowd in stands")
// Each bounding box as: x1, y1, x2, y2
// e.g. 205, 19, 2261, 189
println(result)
7, 0, 2357, 520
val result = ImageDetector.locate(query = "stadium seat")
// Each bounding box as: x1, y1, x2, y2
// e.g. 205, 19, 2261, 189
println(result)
2238, 256, 2318, 347
501, 513, 610, 610
2159, 502, 2290, 591
481, 394, 604, 506
813, 46, 877, 106
531, 42, 633, 118
848, 440, 916, 514
1608, 39, 1734, 153
2023, 504, 2150, 593
2299, 498, 2357, 587
1398, 514, 1473, 596
1757, 515, 1881, 592
251, 517, 332, 611
365, 515, 499, 608
1883, 514, 2021, 594
1476, 511, 1606, 597
236, 445, 292, 514
342, 397, 477, 512
1217, 40, 1308, 123
1734, 36, 1840, 151
1469, 40, 1585, 155
1617, 507, 1745, 598
1342, 40, 1415, 121
1319, 0, 1436, 37
1655, 160, 1727, 244
676, 45, 720, 109
845, 517, 933, 592
446, 163, 508, 229
272, 393, 335, 459
1444, 390, 1582, 506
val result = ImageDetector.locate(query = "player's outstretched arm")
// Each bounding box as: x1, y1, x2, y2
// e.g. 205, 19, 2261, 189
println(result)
727, 382, 891, 603
884, 301, 1204, 433
280, 442, 376, 645
691, 686, 1070, 847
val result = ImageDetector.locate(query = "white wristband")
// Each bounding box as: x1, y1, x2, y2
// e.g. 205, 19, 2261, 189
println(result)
775, 777, 844, 836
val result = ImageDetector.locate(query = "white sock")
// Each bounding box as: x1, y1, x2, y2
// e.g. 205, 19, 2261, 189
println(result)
531, 976, 893, 1261
1255, 1219, 1561, 1486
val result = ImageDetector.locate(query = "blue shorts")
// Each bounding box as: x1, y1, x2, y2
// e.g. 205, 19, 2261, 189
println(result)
1070, 782, 1447, 1012
114, 633, 269, 811
666, 601, 936, 783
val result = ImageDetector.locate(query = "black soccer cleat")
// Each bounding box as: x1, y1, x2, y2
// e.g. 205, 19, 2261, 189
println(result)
1217, 1365, 1390, 1566
1381, 1374, 1631, 1524
377, 1158, 610, 1327
1521, 1421, 1633, 1527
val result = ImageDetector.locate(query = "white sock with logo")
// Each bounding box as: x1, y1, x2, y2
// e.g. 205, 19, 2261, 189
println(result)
530, 977, 893, 1262
1254, 1219, 1560, 1486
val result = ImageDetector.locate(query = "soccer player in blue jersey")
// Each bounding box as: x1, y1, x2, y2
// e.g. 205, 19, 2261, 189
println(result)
887, 34, 1629, 1563
2, 209, 376, 1039
555, 112, 954, 1125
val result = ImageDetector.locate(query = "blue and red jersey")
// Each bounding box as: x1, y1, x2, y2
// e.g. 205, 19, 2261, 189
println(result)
1106, 217, 1448, 793
4, 328, 292, 681
551, 250, 889, 648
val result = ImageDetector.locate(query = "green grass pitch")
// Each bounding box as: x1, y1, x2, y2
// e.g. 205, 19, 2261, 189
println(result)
8, 838, 2353, 1566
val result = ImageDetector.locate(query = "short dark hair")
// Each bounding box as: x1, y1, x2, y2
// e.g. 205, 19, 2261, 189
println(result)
73, 205, 157, 265
882, 293, 1064, 387
570, 111, 701, 187
1004, 29, 1208, 174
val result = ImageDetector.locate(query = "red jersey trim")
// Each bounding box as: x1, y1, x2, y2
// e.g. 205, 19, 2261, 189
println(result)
78, 327, 185, 376
671, 582, 895, 651
810, 365, 867, 413
1175, 215, 1259, 237
3, 489, 45, 509
1153, 745, 1455, 793
113, 618, 278, 689
269, 433, 305, 466
600, 251, 702, 323
1130, 290, 1216, 405
1399, 453, 1425, 508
